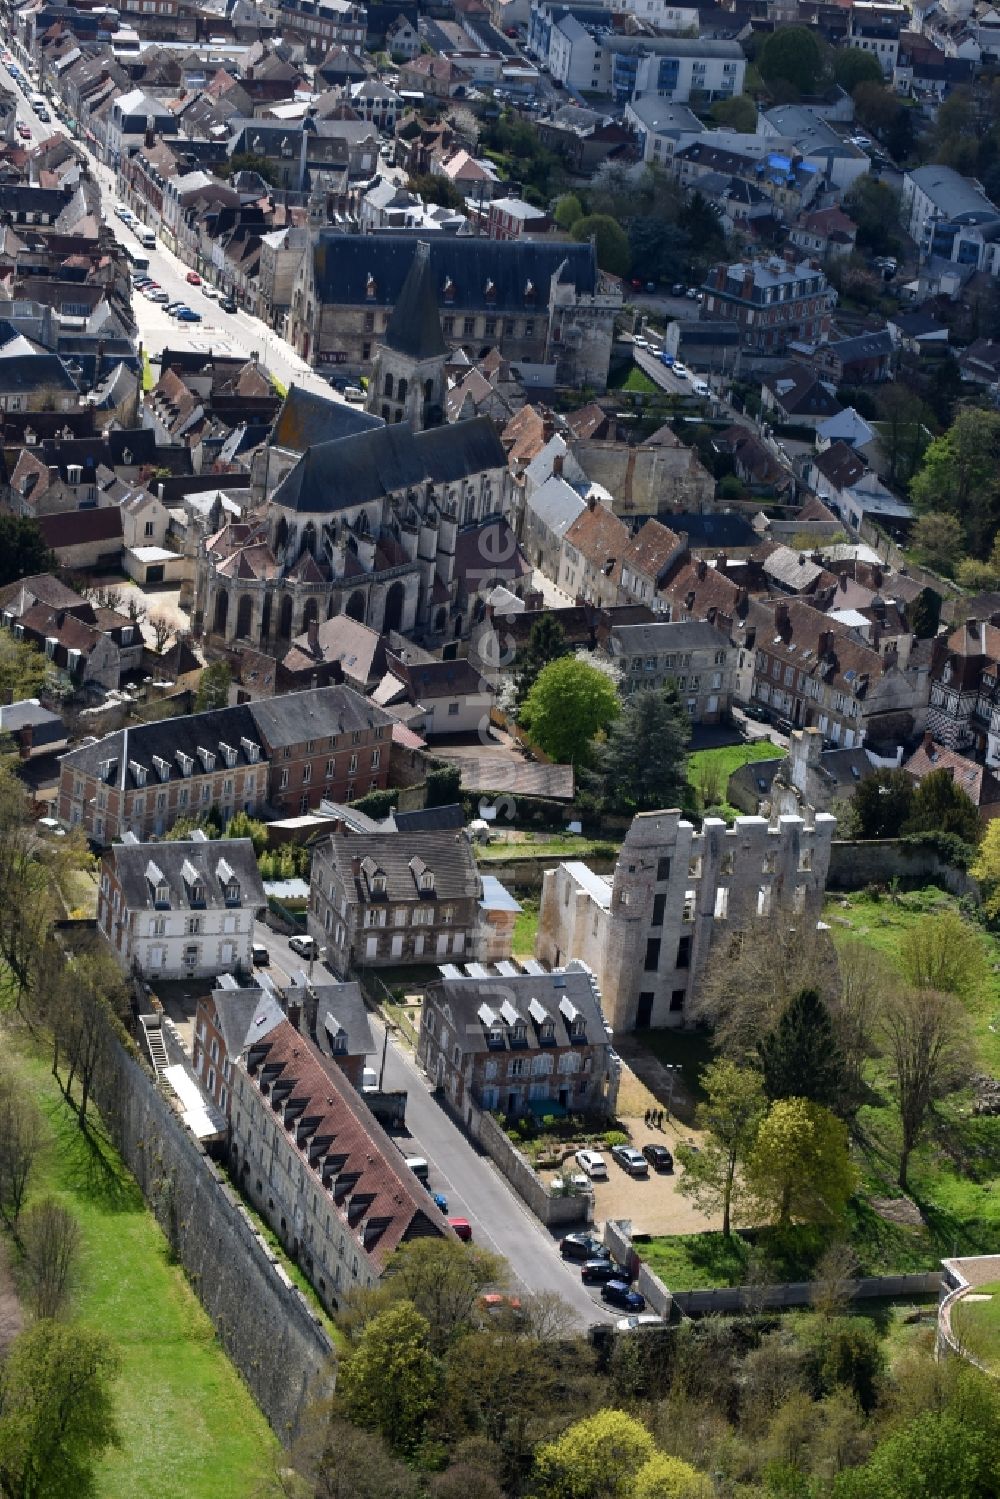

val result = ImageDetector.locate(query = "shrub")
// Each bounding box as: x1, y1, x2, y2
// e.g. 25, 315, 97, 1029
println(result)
603, 1129, 629, 1147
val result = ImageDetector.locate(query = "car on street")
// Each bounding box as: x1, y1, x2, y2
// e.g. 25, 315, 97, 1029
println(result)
202, 284, 219, 299
611, 1144, 649, 1178
617, 1313, 664, 1331
432, 1192, 448, 1213
672, 362, 689, 379
404, 1155, 429, 1182
560, 1232, 610, 1262
166, 302, 187, 314
602, 1281, 646, 1312
186, 271, 202, 285
288, 933, 317, 958
574, 1148, 608, 1180
147, 290, 170, 303
660, 351, 675, 367
176, 308, 203, 322
691, 378, 710, 396
220, 296, 238, 313
449, 1217, 473, 1242
642, 1144, 673, 1173
16, 123, 30, 139
115, 203, 132, 221
251, 943, 270, 966
632, 336, 649, 349
581, 1258, 627, 1285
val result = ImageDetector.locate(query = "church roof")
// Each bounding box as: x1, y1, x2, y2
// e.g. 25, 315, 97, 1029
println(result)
381, 239, 447, 364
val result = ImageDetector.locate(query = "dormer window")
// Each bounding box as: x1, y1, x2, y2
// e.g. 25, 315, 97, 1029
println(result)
196, 746, 216, 772
366, 273, 377, 299
240, 737, 260, 763
219, 742, 237, 769
100, 757, 118, 784
442, 275, 455, 304
372, 874, 386, 896
153, 754, 170, 782
524, 279, 535, 302
176, 750, 193, 777
484, 277, 496, 302
129, 759, 147, 787
420, 871, 435, 892
541, 1018, 555, 1042
570, 1017, 586, 1041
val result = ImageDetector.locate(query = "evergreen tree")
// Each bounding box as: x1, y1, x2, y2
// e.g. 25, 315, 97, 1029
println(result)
904, 767, 980, 844
757, 988, 847, 1113
514, 616, 569, 706
594, 684, 690, 811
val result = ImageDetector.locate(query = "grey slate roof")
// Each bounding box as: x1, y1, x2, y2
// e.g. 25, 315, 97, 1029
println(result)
323, 828, 481, 904
0, 698, 63, 733
249, 685, 391, 748
0, 353, 78, 394
391, 803, 465, 833
110, 836, 265, 912
270, 383, 384, 454
610, 619, 730, 656
382, 239, 447, 364
310, 981, 375, 1059
272, 415, 507, 514
311, 232, 598, 312
527, 474, 586, 535
907, 165, 1000, 225
211, 984, 286, 1057
425, 967, 608, 1052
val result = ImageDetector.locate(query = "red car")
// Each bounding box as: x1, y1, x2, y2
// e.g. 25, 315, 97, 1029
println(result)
186, 271, 201, 285
17, 123, 30, 139
448, 1217, 472, 1242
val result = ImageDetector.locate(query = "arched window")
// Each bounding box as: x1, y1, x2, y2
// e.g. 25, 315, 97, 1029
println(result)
274, 515, 289, 552
300, 522, 316, 558
424, 378, 434, 401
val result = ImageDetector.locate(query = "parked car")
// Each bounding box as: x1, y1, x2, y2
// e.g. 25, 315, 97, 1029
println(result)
404, 1155, 429, 1183
611, 1144, 649, 1178
617, 1313, 663, 1331
642, 1144, 673, 1173
449, 1217, 473, 1242
672, 362, 689, 380
560, 1232, 610, 1262
691, 379, 710, 397
186, 270, 202, 285
220, 296, 238, 313
251, 943, 270, 966
202, 284, 219, 299
432, 1192, 448, 1213
581, 1258, 626, 1285
602, 1281, 646, 1312
660, 352, 675, 367
147, 290, 170, 303
574, 1148, 608, 1180
288, 933, 317, 958
16, 123, 30, 139
480, 1292, 523, 1315
551, 1172, 593, 1195
176, 308, 203, 322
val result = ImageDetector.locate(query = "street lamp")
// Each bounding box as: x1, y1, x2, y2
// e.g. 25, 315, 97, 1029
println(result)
662, 1063, 681, 1119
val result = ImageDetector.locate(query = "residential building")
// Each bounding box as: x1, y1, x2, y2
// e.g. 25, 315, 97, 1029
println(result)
486, 198, 552, 240
761, 365, 842, 427
812, 330, 895, 384
417, 967, 620, 1118
606, 36, 746, 104
607, 619, 735, 721
479, 874, 522, 962
904, 732, 1000, 820
260, 0, 367, 56
558, 500, 630, 608
57, 685, 392, 840
848, 1, 907, 74
536, 807, 836, 1029
0, 698, 68, 760
617, 520, 686, 610
927, 618, 1000, 765
373, 655, 496, 738
230, 1015, 449, 1310
789, 206, 858, 261
309, 828, 484, 975
901, 166, 1000, 274
702, 258, 836, 353
98, 835, 265, 979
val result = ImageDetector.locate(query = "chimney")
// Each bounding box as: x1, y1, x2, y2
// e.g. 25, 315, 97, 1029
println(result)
144, 118, 155, 149
696, 558, 707, 580
552, 452, 564, 478
18, 722, 32, 760
741, 268, 754, 300
775, 601, 789, 633
307, 617, 320, 656
286, 997, 302, 1032
819, 629, 833, 656
542, 413, 554, 441
922, 730, 934, 752
351, 855, 361, 876
716, 551, 727, 574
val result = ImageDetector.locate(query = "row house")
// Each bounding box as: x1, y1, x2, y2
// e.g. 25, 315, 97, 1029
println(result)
927, 618, 1000, 766
98, 834, 265, 980
417, 968, 620, 1121
259, 0, 367, 57
607, 618, 735, 723
701, 257, 836, 354
57, 684, 392, 841
739, 596, 928, 749
537, 808, 836, 1030
308, 828, 483, 976
230, 1015, 449, 1312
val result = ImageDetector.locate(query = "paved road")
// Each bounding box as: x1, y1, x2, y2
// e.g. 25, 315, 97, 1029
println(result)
253, 920, 613, 1326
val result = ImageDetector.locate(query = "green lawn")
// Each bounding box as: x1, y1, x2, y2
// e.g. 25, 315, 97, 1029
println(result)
2, 1035, 279, 1499
513, 894, 540, 957
952, 1280, 1000, 1372
477, 834, 618, 863
621, 367, 661, 394
687, 739, 783, 818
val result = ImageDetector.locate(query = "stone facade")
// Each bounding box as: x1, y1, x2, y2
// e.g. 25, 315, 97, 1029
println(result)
536, 808, 836, 1030
607, 619, 736, 723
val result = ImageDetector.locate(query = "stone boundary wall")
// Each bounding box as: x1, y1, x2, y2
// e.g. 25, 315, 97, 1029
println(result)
441, 1095, 592, 1231
828, 840, 978, 897
669, 1271, 941, 1316
92, 1028, 335, 1439
477, 855, 616, 893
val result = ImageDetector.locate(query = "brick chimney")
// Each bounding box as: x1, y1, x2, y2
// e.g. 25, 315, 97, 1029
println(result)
553, 452, 564, 478
775, 601, 789, 634
741, 268, 754, 300
696, 558, 707, 580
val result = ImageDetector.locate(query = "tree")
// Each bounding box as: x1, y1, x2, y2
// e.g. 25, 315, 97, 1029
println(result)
834, 1408, 1000, 1499
675, 1060, 766, 1236
909, 512, 965, 575
845, 178, 903, 258
633, 1452, 712, 1499
910, 409, 1000, 559
554, 193, 584, 230
678, 192, 725, 259
853, 80, 906, 138
628, 218, 691, 286
757, 988, 847, 1113
971, 816, 1000, 916
425, 763, 462, 809
19, 1199, 81, 1320
194, 659, 231, 712
955, 558, 1000, 592
286, 1411, 420, 1499
908, 587, 941, 640
339, 1302, 440, 1455
532, 1409, 656, 1499
570, 214, 631, 278
0, 1069, 41, 1233
0, 1320, 119, 1499
881, 984, 973, 1190
875, 383, 934, 487
0, 516, 55, 588
519, 656, 620, 766
835, 940, 892, 1106
148, 613, 173, 654
849, 768, 914, 840
513, 615, 569, 707
693, 917, 836, 1058
834, 47, 884, 92
903, 769, 979, 845
758, 27, 827, 96
747, 1098, 857, 1227
898, 909, 984, 1001
220, 152, 277, 185
380, 1238, 506, 1355
50, 950, 130, 1122
444, 1329, 553, 1454
408, 172, 463, 210
0, 633, 53, 709
593, 685, 690, 811
710, 94, 757, 131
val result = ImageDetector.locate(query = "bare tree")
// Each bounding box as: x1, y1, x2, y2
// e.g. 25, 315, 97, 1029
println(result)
0, 1070, 41, 1233
54, 952, 130, 1123
516, 1291, 576, 1342
19, 1198, 81, 1319
811, 1239, 860, 1320
148, 613, 173, 655
835, 939, 892, 1106
126, 595, 147, 628
880, 986, 973, 1190
691, 916, 839, 1058
85, 584, 126, 613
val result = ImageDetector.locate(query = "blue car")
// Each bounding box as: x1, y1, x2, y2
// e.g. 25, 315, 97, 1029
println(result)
175, 308, 203, 322
433, 1192, 448, 1214
601, 1280, 646, 1312
660, 352, 675, 367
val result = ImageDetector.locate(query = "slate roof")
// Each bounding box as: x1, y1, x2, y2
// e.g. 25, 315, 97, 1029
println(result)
284, 615, 387, 686
310, 981, 375, 1060
610, 618, 730, 657
813, 441, 868, 491
764, 364, 841, 419
272, 415, 506, 514
391, 802, 465, 833
0, 697, 63, 733
322, 827, 481, 904
109, 836, 265, 912
209, 984, 285, 1059
0, 352, 78, 394
249, 684, 391, 747
663, 511, 757, 548
37, 507, 122, 550
425, 966, 608, 1052
269, 383, 383, 454
310, 232, 598, 312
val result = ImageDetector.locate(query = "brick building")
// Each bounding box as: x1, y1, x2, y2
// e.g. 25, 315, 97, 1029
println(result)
537, 807, 836, 1030
417, 967, 620, 1120
701, 257, 835, 353
57, 685, 391, 841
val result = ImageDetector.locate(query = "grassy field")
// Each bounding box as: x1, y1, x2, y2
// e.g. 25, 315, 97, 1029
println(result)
477, 833, 618, 863
687, 739, 782, 818
513, 894, 540, 957
2, 1033, 279, 1499
952, 1280, 1000, 1372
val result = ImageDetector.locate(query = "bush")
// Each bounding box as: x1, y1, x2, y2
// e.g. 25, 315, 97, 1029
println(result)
350, 788, 399, 819
899, 829, 975, 870
603, 1129, 629, 1148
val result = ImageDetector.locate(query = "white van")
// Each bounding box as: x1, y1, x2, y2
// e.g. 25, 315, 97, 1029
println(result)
139, 229, 156, 250
691, 378, 710, 396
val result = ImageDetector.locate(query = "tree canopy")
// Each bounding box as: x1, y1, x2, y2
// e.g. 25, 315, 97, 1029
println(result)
910, 513, 965, 576
513, 615, 569, 707
748, 1097, 857, 1227
519, 656, 620, 766
849, 768, 915, 840
833, 47, 885, 92
194, 659, 232, 712
758, 27, 828, 96
0, 516, 55, 589
904, 768, 979, 845
533, 1409, 656, 1499
758, 988, 847, 1114
910, 408, 1000, 559
593, 685, 691, 811
676, 1060, 766, 1236
339, 1302, 441, 1455
570, 214, 631, 278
